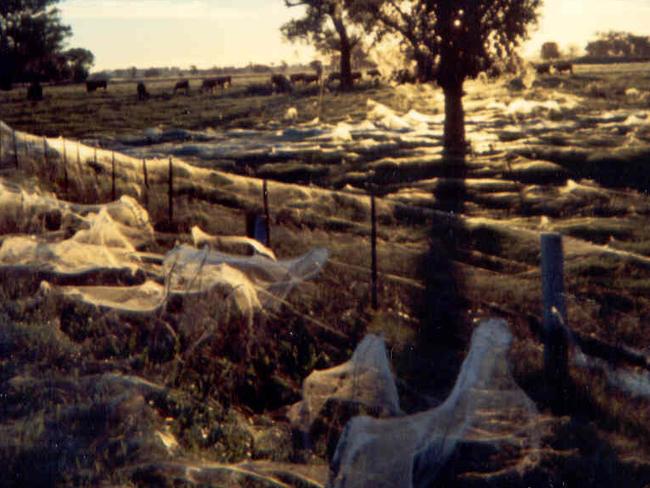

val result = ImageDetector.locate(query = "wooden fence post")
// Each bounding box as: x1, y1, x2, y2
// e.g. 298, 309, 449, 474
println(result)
263, 179, 271, 247
62, 139, 69, 195
168, 157, 174, 223
541, 232, 569, 411
371, 192, 378, 310
111, 152, 116, 201
142, 158, 149, 208
12, 130, 18, 168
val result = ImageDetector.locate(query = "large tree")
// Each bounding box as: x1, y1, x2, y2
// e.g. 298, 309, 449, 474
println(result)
64, 47, 94, 82
358, 0, 541, 154
282, 0, 361, 90
0, 0, 74, 88
541, 41, 561, 60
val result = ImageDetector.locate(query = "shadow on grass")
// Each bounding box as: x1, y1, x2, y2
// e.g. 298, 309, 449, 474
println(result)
408, 154, 469, 398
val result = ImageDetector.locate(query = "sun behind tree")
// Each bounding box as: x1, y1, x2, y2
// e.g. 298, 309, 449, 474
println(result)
356, 0, 542, 155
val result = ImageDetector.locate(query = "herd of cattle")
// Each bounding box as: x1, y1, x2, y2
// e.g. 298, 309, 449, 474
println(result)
534, 61, 574, 75
20, 63, 574, 102
84, 69, 381, 100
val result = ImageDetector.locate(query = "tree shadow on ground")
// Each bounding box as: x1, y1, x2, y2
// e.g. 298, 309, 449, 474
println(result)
407, 154, 470, 401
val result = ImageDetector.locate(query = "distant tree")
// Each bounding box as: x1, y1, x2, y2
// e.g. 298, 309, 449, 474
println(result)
0, 0, 73, 88
586, 31, 650, 59
282, 0, 361, 90
144, 67, 161, 78
541, 42, 561, 60
190, 65, 198, 75
357, 0, 541, 154
64, 48, 94, 82
129, 66, 138, 79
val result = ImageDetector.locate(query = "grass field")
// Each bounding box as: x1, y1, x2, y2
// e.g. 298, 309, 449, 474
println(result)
0, 64, 650, 486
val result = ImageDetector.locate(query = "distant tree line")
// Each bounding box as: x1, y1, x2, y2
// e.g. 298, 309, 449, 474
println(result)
0, 0, 94, 89
585, 31, 650, 59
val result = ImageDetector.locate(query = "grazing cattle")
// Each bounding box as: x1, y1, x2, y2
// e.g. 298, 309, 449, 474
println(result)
367, 68, 381, 78
27, 81, 43, 101
137, 81, 149, 101
201, 76, 231, 94
86, 79, 108, 93
216, 75, 232, 88
174, 79, 190, 94
270, 74, 293, 94
303, 74, 320, 85
554, 61, 574, 74
327, 71, 362, 86
535, 63, 551, 75
290, 73, 306, 84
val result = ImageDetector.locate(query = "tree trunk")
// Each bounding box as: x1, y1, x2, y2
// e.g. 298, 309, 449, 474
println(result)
443, 83, 467, 156
331, 14, 353, 91
339, 41, 353, 90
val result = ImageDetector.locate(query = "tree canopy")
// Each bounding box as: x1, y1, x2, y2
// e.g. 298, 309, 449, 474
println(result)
357, 0, 541, 154
541, 41, 561, 60
282, 0, 362, 90
0, 0, 93, 88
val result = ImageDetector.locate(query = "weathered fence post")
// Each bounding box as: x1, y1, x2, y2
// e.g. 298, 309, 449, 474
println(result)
142, 158, 149, 208
371, 192, 379, 310
263, 179, 271, 247
62, 139, 69, 194
111, 152, 116, 201
168, 157, 174, 223
12, 130, 18, 168
541, 232, 569, 411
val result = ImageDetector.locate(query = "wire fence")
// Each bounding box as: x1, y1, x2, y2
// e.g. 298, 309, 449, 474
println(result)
0, 120, 648, 400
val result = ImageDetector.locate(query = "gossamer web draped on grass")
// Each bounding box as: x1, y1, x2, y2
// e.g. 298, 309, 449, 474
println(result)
288, 334, 401, 433
38, 242, 329, 322
163, 244, 330, 317
0, 190, 153, 277
328, 319, 540, 488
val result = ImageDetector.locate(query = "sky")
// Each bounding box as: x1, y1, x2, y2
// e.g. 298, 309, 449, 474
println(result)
57, 0, 650, 71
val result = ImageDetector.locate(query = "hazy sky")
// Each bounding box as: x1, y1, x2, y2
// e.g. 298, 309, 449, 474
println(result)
57, 0, 650, 71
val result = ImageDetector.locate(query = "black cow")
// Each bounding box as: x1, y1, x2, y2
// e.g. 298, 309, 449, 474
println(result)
327, 71, 362, 86
270, 74, 293, 94
535, 63, 551, 75
290, 73, 306, 84
137, 81, 149, 101
554, 61, 574, 74
27, 81, 43, 101
303, 74, 320, 85
367, 68, 381, 78
201, 76, 231, 93
86, 79, 108, 93
174, 79, 190, 94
